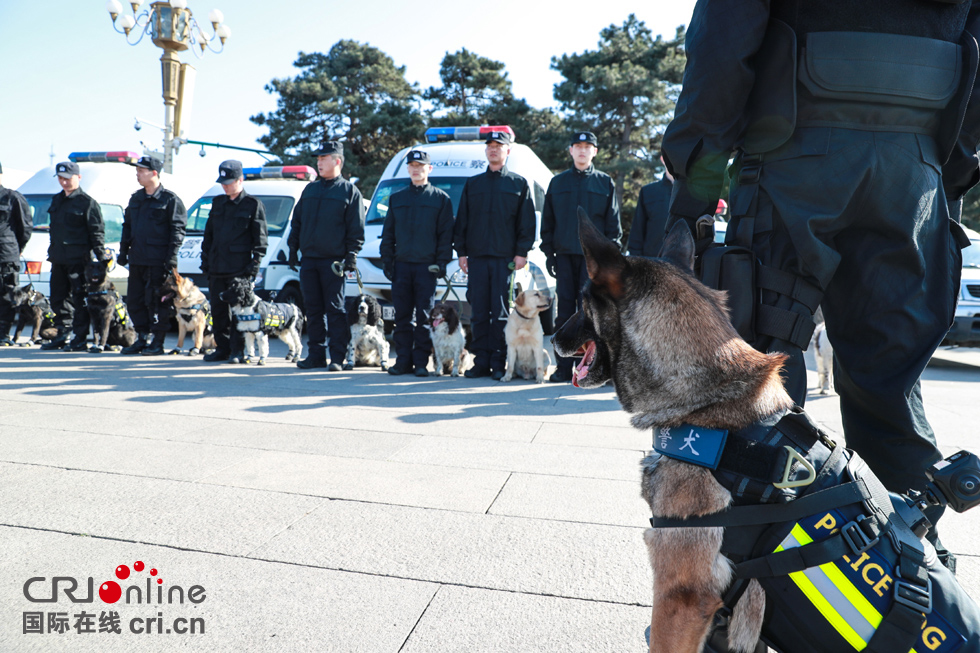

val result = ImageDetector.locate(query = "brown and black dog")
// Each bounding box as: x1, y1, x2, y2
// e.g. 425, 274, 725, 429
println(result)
85, 260, 137, 353
160, 269, 215, 355
9, 284, 58, 344
552, 211, 978, 653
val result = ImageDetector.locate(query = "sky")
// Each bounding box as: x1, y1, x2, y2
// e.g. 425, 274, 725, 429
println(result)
0, 0, 698, 187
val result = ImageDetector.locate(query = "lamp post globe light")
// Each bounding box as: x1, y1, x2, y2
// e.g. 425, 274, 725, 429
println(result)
106, 0, 230, 173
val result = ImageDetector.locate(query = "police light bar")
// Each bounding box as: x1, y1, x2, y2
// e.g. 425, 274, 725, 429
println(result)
68, 151, 140, 165
243, 166, 317, 181
424, 125, 516, 143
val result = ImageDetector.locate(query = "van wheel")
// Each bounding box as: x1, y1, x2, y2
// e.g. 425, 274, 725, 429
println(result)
540, 301, 557, 336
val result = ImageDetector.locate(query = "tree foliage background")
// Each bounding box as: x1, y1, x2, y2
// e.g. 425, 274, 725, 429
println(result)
251, 18, 687, 213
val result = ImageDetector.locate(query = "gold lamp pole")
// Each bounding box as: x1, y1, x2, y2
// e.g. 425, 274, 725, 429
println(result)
107, 0, 230, 174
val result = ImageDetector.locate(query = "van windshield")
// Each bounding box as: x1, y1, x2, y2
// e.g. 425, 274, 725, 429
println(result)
23, 193, 124, 243
185, 195, 295, 236
366, 177, 467, 225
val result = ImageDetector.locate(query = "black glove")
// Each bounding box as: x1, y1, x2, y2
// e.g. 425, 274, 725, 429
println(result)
546, 254, 557, 278
288, 250, 299, 272
435, 263, 447, 278
248, 260, 261, 279
343, 252, 357, 272
382, 259, 394, 281
200, 264, 210, 275
117, 252, 128, 266
166, 258, 177, 270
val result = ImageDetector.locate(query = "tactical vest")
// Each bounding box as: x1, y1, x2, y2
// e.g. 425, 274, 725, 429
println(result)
650, 410, 980, 652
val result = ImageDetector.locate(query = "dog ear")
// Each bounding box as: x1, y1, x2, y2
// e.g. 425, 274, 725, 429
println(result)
659, 221, 696, 274
516, 292, 525, 308
578, 207, 626, 298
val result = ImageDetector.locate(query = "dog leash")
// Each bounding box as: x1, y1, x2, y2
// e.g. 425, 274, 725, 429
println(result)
428, 265, 463, 306
507, 261, 517, 309
332, 260, 365, 295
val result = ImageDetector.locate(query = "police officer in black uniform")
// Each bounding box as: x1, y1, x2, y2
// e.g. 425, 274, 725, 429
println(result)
454, 130, 536, 381
288, 140, 365, 371
0, 161, 32, 346
118, 155, 187, 356
541, 131, 621, 383
200, 160, 268, 363
380, 150, 454, 377
40, 161, 107, 351
627, 157, 673, 258
662, 0, 980, 573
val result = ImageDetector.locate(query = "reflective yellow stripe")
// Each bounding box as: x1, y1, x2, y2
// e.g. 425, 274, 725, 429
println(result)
777, 524, 920, 653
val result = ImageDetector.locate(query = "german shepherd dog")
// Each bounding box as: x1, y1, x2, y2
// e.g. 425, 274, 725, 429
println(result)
85, 260, 137, 353
343, 293, 389, 371
427, 302, 468, 376
160, 269, 215, 355
554, 216, 780, 651
9, 284, 58, 344
219, 277, 304, 365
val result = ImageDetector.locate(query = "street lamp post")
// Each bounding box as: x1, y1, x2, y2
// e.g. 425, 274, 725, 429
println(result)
106, 0, 230, 174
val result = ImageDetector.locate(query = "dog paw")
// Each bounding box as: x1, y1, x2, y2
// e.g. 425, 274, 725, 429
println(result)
168, 348, 182, 356
258, 358, 266, 366
501, 374, 513, 382
343, 363, 354, 371
88, 346, 103, 354
189, 348, 200, 356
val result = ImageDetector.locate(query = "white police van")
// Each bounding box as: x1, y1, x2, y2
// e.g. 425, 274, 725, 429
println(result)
945, 226, 980, 346
358, 125, 559, 332
17, 151, 205, 297
177, 165, 316, 307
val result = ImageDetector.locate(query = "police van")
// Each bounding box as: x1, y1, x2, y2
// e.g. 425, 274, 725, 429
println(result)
177, 166, 316, 308
17, 151, 206, 297
358, 125, 559, 332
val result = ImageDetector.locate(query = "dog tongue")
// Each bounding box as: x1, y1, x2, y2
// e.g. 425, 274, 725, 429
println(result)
571, 341, 596, 388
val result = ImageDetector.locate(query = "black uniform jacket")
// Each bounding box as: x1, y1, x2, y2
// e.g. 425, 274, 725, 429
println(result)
380, 183, 454, 265
120, 184, 187, 267
0, 186, 32, 263
453, 165, 536, 259
201, 190, 268, 277
662, 0, 980, 218
287, 176, 365, 260
628, 175, 672, 257
47, 188, 105, 265
541, 165, 621, 257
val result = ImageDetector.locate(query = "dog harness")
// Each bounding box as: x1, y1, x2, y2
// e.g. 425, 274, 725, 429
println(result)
236, 303, 297, 332
649, 409, 979, 653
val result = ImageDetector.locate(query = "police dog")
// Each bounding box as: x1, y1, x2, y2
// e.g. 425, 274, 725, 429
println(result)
219, 277, 304, 365
811, 321, 834, 395
160, 269, 215, 355
552, 213, 785, 652
502, 288, 552, 383
9, 284, 58, 344
427, 302, 468, 376
84, 259, 137, 353
343, 293, 389, 371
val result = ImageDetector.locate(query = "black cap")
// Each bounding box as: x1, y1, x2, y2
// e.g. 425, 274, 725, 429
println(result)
406, 150, 431, 165
485, 131, 513, 145
135, 155, 163, 173
312, 140, 344, 157
571, 131, 598, 146
215, 160, 244, 184
55, 161, 80, 178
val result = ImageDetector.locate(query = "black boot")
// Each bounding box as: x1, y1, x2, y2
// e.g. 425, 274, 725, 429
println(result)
0, 323, 13, 346
121, 333, 148, 355
40, 333, 68, 350
142, 332, 166, 356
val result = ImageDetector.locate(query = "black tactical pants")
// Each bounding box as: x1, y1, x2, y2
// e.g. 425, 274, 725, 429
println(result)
49, 262, 90, 340
728, 127, 964, 509
392, 261, 436, 371
554, 254, 590, 374
127, 264, 169, 335
300, 256, 348, 364
208, 275, 245, 355
466, 256, 511, 373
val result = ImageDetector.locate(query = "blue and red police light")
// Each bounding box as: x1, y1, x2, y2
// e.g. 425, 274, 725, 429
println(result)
242, 166, 317, 181
424, 125, 516, 144
68, 151, 141, 165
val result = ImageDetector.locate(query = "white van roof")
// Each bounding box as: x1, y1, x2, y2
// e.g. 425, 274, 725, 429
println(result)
380, 141, 553, 186
17, 158, 209, 208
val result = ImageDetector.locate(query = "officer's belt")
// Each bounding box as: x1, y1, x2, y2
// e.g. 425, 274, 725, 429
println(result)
796, 31, 961, 134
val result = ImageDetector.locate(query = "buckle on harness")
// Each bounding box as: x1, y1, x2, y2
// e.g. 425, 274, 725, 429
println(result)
738, 153, 763, 184
894, 576, 933, 615
773, 446, 816, 489
841, 516, 879, 555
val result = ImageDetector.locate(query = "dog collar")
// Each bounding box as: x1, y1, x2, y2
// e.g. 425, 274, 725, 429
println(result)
237, 314, 260, 321
87, 290, 110, 296
512, 307, 535, 320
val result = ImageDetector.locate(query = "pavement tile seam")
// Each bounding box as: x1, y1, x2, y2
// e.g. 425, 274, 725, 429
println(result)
0, 524, 652, 609
397, 583, 443, 652
482, 472, 514, 515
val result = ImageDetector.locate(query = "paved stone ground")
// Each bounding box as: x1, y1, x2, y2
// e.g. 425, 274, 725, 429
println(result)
0, 339, 977, 652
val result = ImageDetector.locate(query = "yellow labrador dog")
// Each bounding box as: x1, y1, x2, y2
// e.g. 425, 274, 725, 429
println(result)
502, 288, 553, 383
